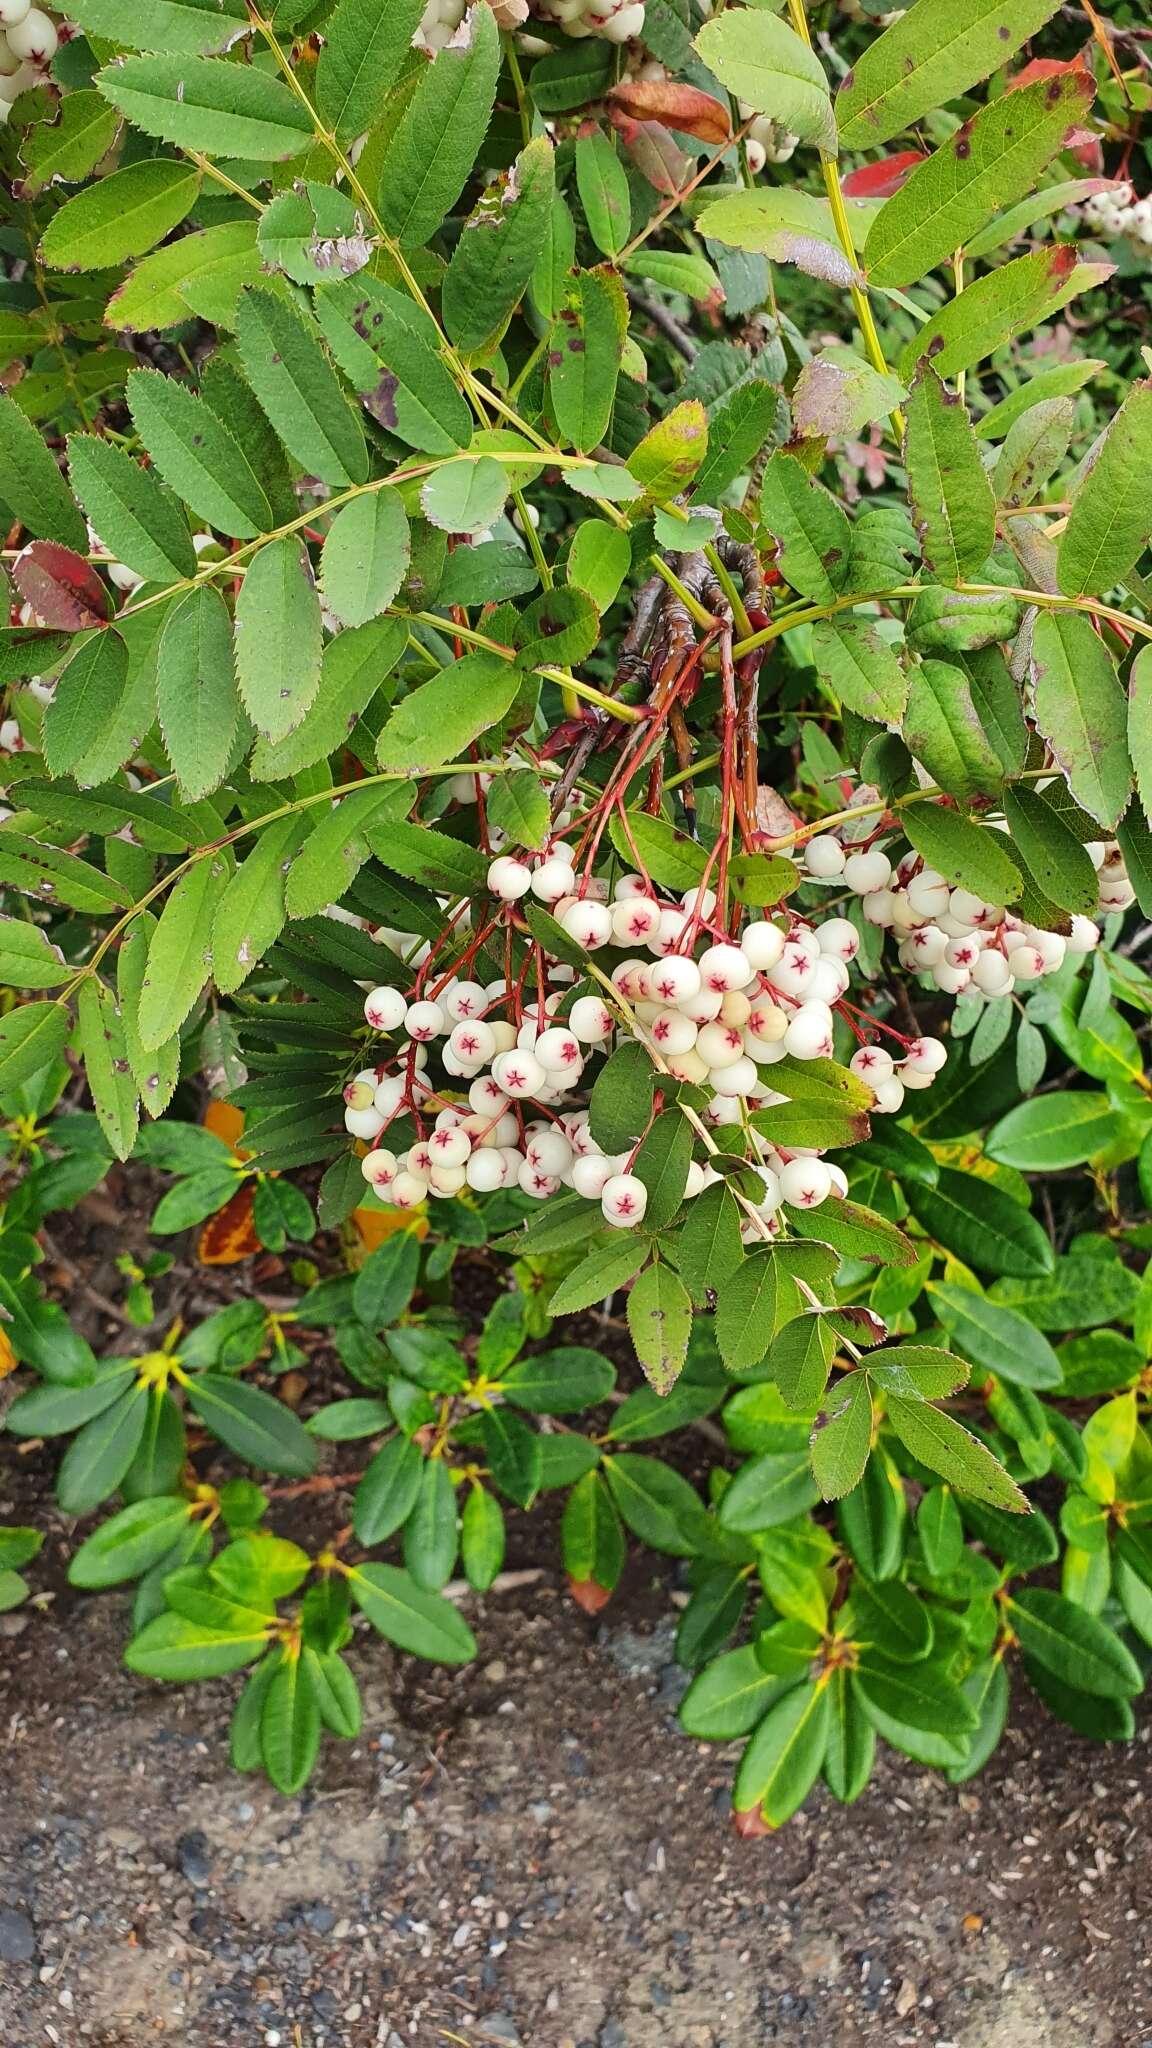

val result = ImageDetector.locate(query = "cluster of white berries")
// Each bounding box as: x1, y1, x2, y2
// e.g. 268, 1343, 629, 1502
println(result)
343, 841, 965, 1236
738, 106, 799, 175
531, 0, 646, 45
837, 0, 905, 22
1083, 184, 1152, 252
808, 826, 1108, 998
413, 0, 467, 52
0, 1, 59, 121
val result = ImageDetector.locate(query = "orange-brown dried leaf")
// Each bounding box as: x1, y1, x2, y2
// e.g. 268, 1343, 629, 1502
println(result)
198, 1182, 260, 1264
567, 1574, 614, 1615
609, 79, 732, 146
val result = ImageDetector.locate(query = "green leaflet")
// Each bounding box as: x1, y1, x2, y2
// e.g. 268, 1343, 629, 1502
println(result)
285, 782, 415, 920
314, 0, 425, 141
626, 1261, 692, 1395
212, 814, 311, 996
315, 276, 473, 455
902, 661, 1006, 802
261, 1654, 321, 1795
561, 1471, 623, 1593
377, 1, 501, 251
1130, 644, 1152, 824
548, 266, 628, 455
986, 1093, 1128, 1173
68, 0, 248, 53
575, 130, 631, 261
865, 74, 1092, 289
695, 11, 835, 153
811, 1376, 873, 1500
836, 0, 1063, 150
903, 369, 995, 582
0, 917, 69, 991
0, 390, 88, 550
67, 435, 197, 583
1000, 785, 1099, 916
0, 1001, 72, 1093
1030, 610, 1133, 829
234, 536, 324, 745
885, 1397, 1027, 1511
1057, 379, 1152, 598
95, 55, 312, 160
250, 616, 407, 780
992, 397, 1074, 509
811, 614, 907, 724
77, 977, 139, 1161
444, 137, 556, 355
235, 288, 368, 490
185, 1374, 318, 1477
118, 913, 180, 1119
759, 452, 850, 602
975, 360, 1105, 441
18, 90, 121, 197
107, 221, 260, 333
42, 630, 129, 781
900, 250, 1112, 383
928, 1281, 1061, 1391
127, 367, 272, 539
733, 1681, 830, 1827
421, 456, 509, 538
320, 489, 410, 630
376, 650, 519, 775
40, 160, 201, 272
135, 854, 232, 1051
157, 585, 243, 801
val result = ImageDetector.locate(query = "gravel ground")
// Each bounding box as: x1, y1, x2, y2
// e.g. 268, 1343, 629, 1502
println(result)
2, 1561, 1151, 2048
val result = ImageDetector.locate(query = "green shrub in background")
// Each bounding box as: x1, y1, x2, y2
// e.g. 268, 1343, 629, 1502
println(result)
2, 0, 1152, 1824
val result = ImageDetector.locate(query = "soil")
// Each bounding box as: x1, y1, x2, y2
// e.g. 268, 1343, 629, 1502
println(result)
2, 1539, 1151, 2048
3, 1190, 1152, 2048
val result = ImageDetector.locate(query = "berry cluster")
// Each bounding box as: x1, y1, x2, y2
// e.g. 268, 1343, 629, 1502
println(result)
0, 2, 60, 122
531, 0, 646, 44
344, 841, 969, 1235
1083, 184, 1152, 253
803, 821, 1107, 997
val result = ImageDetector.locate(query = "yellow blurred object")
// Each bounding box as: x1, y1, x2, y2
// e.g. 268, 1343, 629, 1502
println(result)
0, 1326, 17, 1379
203, 1099, 246, 1151
352, 1205, 428, 1251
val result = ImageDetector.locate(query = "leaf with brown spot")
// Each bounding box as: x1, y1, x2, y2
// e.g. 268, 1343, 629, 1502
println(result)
198, 1181, 261, 1265
13, 541, 111, 630
608, 78, 731, 145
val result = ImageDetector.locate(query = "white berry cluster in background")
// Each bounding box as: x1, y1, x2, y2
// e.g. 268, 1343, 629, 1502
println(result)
738, 104, 799, 174
340, 835, 985, 1236
801, 815, 1110, 998
1082, 184, 1152, 253
0, 2, 60, 121
531, 0, 646, 44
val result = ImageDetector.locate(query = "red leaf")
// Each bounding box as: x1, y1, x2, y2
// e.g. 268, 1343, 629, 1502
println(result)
567, 1574, 614, 1615
608, 78, 732, 146
733, 1805, 773, 1839
13, 541, 110, 630
841, 151, 925, 200
606, 106, 692, 195
1007, 56, 1093, 93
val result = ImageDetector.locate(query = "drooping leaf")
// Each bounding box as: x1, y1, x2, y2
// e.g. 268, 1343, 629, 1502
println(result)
135, 854, 231, 1050
376, 650, 520, 774
376, 1, 502, 250
904, 368, 995, 582
812, 613, 907, 723
759, 452, 850, 602
77, 977, 139, 1161
548, 265, 628, 455
315, 0, 426, 141
42, 630, 129, 781
0, 390, 88, 551
1057, 379, 1152, 599
1030, 609, 1132, 830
